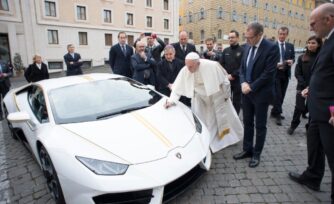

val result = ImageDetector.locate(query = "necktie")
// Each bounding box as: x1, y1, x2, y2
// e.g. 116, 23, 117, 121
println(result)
0, 64, 2, 73
280, 43, 285, 62
246, 46, 257, 83
182, 45, 186, 53
122, 45, 126, 56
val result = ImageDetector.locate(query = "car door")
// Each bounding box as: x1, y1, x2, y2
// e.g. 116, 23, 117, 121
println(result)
17, 85, 50, 158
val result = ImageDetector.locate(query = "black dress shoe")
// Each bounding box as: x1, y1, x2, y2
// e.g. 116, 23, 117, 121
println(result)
288, 172, 320, 191
233, 151, 252, 160
276, 116, 282, 126
0, 114, 3, 121
287, 127, 295, 135
280, 115, 285, 120
249, 155, 260, 168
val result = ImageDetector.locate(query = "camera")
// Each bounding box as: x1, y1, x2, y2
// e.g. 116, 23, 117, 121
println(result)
144, 32, 152, 37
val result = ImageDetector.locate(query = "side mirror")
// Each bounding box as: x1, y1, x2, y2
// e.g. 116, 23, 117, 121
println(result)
7, 112, 30, 123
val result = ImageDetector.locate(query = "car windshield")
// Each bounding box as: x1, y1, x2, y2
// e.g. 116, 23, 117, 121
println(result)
48, 78, 162, 124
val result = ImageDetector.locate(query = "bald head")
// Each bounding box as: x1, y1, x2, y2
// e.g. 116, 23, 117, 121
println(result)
310, 3, 334, 38
179, 31, 188, 45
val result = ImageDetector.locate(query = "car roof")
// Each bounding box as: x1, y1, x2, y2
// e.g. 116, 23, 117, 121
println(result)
34, 73, 123, 91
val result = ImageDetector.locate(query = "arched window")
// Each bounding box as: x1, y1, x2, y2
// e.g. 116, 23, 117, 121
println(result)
189, 32, 193, 40
200, 30, 205, 41
243, 13, 247, 24
188, 11, 193, 23
200, 8, 205, 19
232, 10, 237, 22
217, 7, 223, 19
218, 29, 222, 39
253, 15, 258, 22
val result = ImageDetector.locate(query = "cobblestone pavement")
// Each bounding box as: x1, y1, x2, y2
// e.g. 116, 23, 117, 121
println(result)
0, 65, 331, 204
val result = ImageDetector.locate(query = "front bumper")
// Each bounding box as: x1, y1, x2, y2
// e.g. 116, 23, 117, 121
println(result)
58, 134, 211, 204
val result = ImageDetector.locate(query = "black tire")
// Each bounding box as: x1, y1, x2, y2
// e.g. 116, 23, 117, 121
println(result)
3, 106, 17, 140
39, 146, 66, 204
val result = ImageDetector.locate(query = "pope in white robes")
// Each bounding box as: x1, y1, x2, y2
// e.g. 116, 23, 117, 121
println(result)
164, 52, 243, 153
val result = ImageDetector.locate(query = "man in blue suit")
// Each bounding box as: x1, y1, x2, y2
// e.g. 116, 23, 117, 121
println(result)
271, 27, 295, 125
131, 41, 156, 86
63, 44, 83, 76
109, 32, 134, 78
233, 22, 279, 168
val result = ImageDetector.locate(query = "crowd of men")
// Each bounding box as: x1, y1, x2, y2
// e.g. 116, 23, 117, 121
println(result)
0, 2, 333, 203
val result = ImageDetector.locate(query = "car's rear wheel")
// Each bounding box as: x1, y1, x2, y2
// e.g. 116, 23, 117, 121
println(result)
39, 146, 66, 204
3, 106, 17, 140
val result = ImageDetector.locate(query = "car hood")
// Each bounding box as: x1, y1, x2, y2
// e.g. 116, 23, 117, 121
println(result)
61, 100, 197, 164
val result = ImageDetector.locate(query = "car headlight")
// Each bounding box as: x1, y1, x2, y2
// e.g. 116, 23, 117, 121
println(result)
76, 156, 129, 175
192, 113, 202, 133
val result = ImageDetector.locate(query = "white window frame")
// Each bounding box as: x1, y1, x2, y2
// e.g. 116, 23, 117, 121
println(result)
75, 4, 88, 22
104, 33, 113, 47
43, 0, 59, 19
163, 18, 170, 30
47, 29, 59, 45
78, 31, 88, 46
145, 15, 153, 29
125, 12, 134, 27
163, 0, 169, 11
145, 0, 152, 8
102, 8, 113, 24
125, 0, 134, 5
0, 0, 10, 12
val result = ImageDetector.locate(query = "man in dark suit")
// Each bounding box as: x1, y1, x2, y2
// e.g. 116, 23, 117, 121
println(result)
201, 38, 220, 61
134, 33, 166, 63
220, 30, 244, 114
156, 45, 184, 96
63, 44, 83, 76
0, 58, 12, 120
131, 41, 156, 86
288, 4, 334, 203
24, 54, 49, 82
233, 22, 279, 168
109, 31, 134, 78
171, 31, 197, 62
271, 27, 295, 125
170, 31, 195, 107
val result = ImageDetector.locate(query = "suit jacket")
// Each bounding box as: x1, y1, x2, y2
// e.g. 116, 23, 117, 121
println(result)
277, 41, 295, 78
131, 53, 156, 85
156, 58, 184, 95
134, 38, 166, 63
171, 43, 197, 61
146, 38, 166, 63
0, 60, 12, 92
201, 49, 220, 61
294, 52, 317, 91
308, 33, 334, 122
109, 43, 134, 78
240, 39, 280, 103
24, 63, 49, 82
63, 52, 83, 76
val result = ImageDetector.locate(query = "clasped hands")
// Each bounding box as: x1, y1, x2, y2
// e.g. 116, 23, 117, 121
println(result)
241, 82, 252, 94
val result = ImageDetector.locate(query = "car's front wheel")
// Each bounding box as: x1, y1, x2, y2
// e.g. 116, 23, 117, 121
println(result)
39, 146, 66, 204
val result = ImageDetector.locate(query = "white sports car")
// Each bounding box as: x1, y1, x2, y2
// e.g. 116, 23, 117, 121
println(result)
3, 73, 212, 204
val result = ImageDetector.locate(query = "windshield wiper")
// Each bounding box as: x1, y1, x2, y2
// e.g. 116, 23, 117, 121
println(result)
96, 106, 149, 120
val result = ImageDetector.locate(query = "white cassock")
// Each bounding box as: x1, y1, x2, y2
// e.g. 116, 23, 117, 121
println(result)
168, 59, 243, 153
